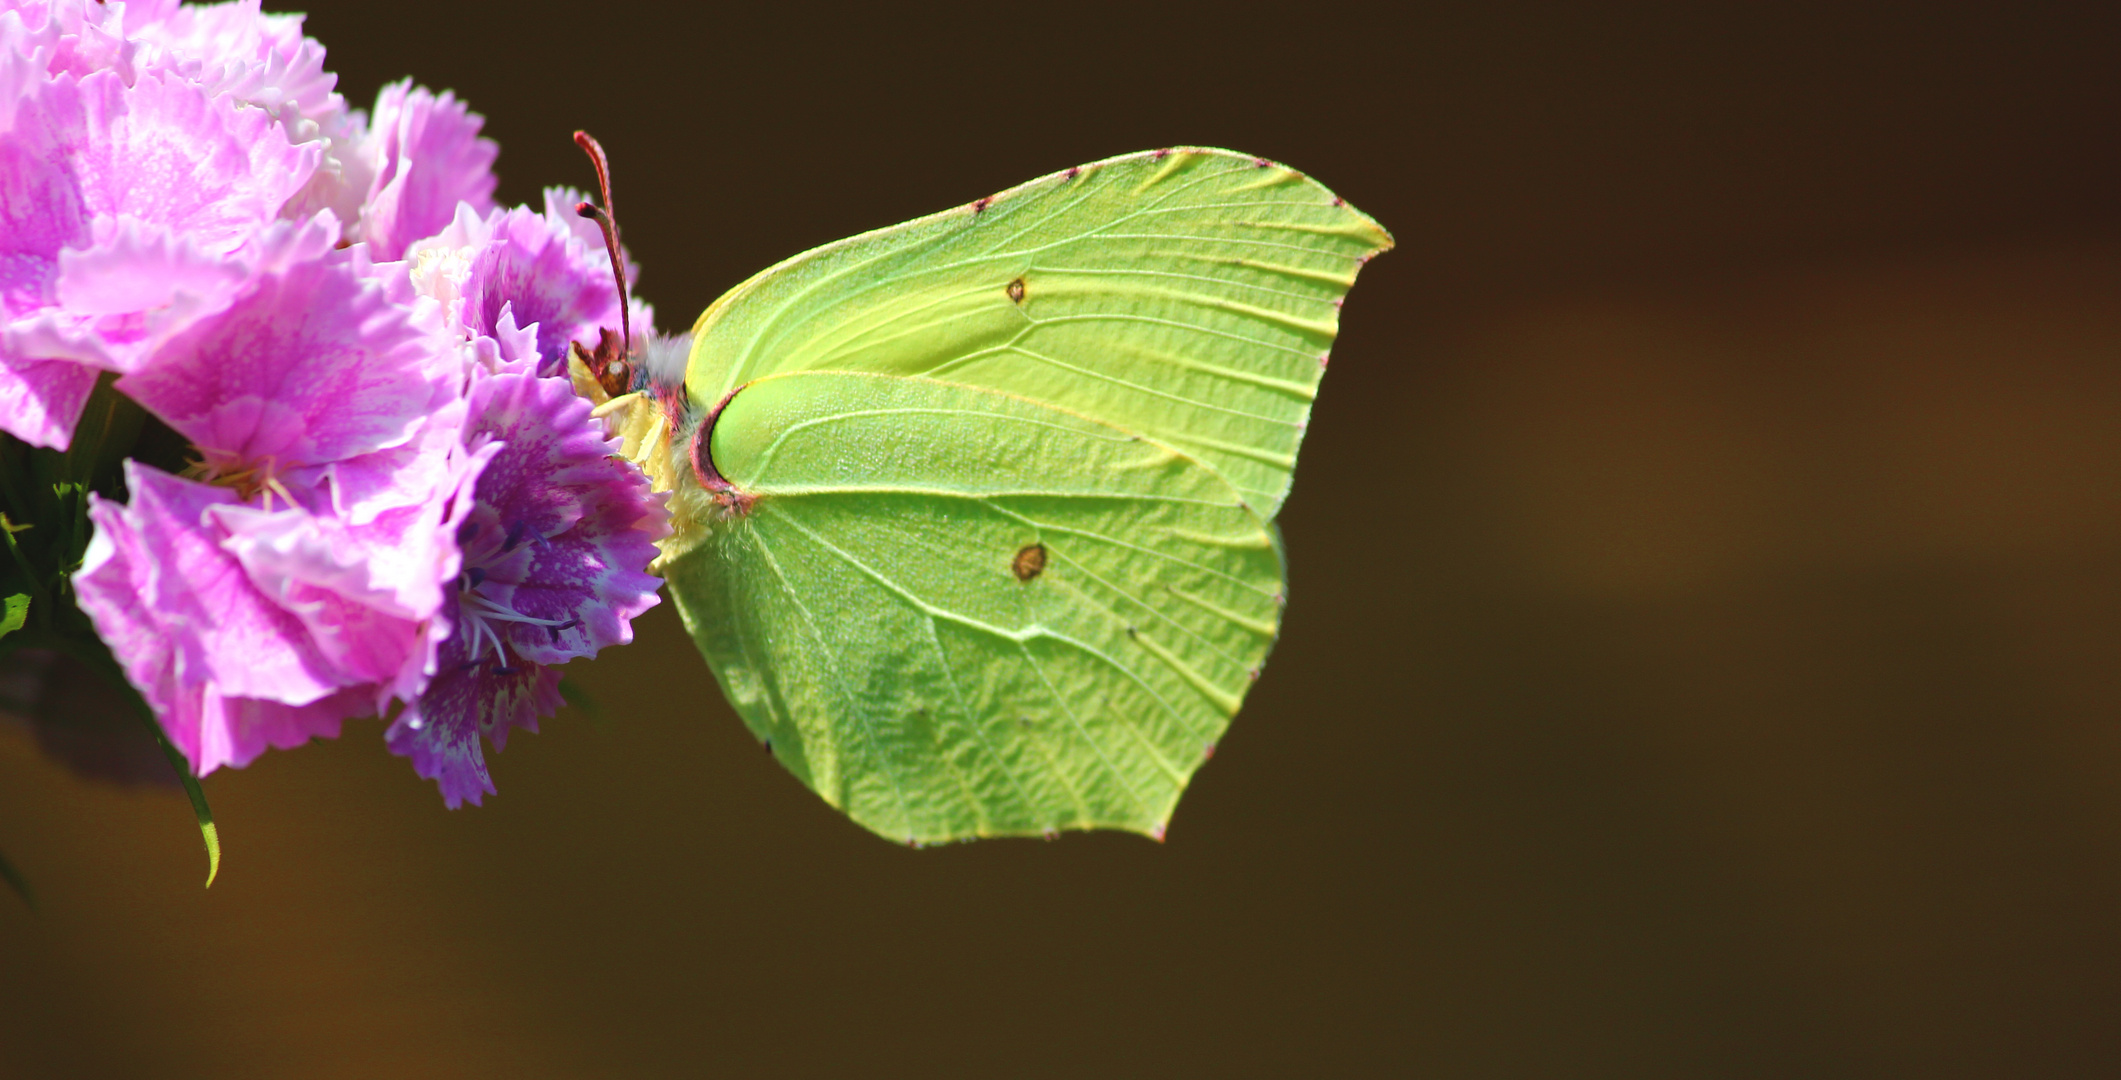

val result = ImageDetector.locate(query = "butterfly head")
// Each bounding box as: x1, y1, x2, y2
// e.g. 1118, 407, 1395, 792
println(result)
565, 132, 726, 566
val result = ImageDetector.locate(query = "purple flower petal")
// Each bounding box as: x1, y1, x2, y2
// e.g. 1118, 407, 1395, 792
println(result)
74, 465, 376, 774
384, 598, 564, 809
0, 65, 319, 446
386, 370, 664, 805
56, 70, 319, 268
358, 80, 497, 260
403, 194, 630, 376
138, 2, 343, 140
213, 436, 497, 704
463, 198, 626, 375
6, 0, 143, 84
456, 370, 666, 665
0, 354, 96, 448
115, 251, 444, 488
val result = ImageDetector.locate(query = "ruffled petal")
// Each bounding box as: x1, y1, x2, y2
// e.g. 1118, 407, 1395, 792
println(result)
456, 370, 666, 666
74, 466, 375, 774
463, 199, 626, 375
63, 69, 319, 260
358, 80, 497, 260
0, 354, 97, 448
0, 66, 321, 445
136, 1, 344, 140
115, 252, 445, 483
385, 592, 564, 809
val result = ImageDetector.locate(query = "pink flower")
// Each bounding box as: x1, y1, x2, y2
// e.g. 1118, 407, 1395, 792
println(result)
69, 218, 492, 776
16, 5, 673, 807
387, 369, 665, 807
0, 65, 319, 448
405, 190, 643, 377
352, 81, 497, 261
132, 1, 343, 142
75, 464, 392, 773
115, 226, 447, 503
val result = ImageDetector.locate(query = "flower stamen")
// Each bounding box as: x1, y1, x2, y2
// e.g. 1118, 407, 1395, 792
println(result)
455, 572, 576, 676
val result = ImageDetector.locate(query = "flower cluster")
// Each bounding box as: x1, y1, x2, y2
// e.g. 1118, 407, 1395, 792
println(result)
1, 0, 666, 806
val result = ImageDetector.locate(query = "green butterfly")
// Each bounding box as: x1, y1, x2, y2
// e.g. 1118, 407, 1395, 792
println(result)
584, 147, 1389, 845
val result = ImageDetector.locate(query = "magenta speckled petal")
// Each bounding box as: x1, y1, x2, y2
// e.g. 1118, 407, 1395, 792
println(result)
0, 354, 97, 448
16, 214, 318, 375
188, 688, 369, 774
386, 370, 664, 806
455, 370, 667, 666
91, 467, 347, 702
5, 0, 143, 84
137, 1, 343, 139
462, 199, 627, 375
384, 596, 564, 808
116, 253, 444, 486
0, 65, 319, 445
62, 69, 319, 263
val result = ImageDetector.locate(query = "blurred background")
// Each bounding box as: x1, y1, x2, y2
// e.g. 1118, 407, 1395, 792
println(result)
4, 1, 2119, 1076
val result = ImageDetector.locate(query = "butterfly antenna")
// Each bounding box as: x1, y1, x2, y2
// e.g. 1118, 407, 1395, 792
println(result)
573, 130, 632, 359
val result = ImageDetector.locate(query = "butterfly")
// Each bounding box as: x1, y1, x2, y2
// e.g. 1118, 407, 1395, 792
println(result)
576, 144, 1390, 845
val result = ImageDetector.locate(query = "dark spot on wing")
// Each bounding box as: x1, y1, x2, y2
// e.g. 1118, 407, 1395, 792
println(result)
972, 196, 993, 214
1063, 166, 1080, 181
1005, 277, 1026, 305
1012, 543, 1046, 582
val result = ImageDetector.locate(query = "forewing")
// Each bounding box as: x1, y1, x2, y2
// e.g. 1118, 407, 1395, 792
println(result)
685, 148, 1391, 520
661, 372, 1283, 843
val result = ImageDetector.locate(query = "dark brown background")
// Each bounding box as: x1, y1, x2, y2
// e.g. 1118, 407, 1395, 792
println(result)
5, 2, 2120, 1076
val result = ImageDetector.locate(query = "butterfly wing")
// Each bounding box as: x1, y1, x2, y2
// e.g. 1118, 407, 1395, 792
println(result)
665, 148, 1389, 841
685, 148, 1392, 520
663, 372, 1280, 842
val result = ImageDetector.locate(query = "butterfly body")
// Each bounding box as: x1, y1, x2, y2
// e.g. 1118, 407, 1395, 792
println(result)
584, 148, 1389, 843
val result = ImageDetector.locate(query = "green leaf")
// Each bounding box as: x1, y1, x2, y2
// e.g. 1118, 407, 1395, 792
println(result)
0, 593, 25, 640
141, 718, 220, 888
665, 372, 1284, 843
